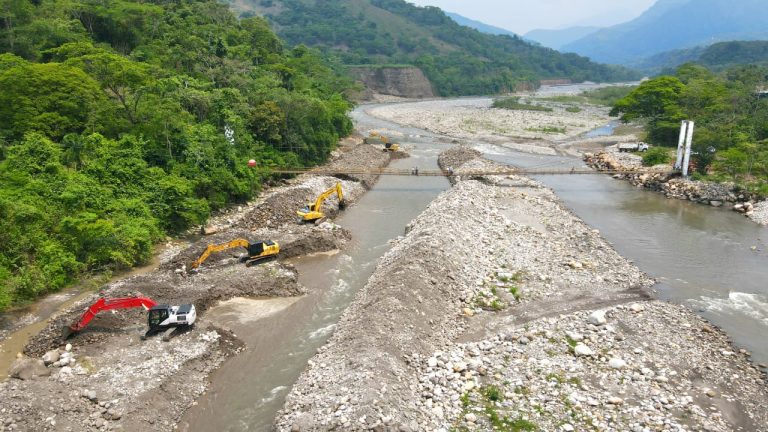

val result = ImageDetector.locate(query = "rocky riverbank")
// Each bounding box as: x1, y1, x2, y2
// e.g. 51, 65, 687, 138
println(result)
274, 148, 768, 431
584, 146, 768, 226
0, 138, 392, 431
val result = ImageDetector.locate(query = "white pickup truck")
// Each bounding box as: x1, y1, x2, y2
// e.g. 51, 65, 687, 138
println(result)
617, 142, 650, 152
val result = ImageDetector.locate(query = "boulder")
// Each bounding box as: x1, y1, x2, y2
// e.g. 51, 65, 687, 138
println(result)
588, 310, 607, 326
42, 349, 60, 365
574, 344, 594, 357
9, 357, 51, 380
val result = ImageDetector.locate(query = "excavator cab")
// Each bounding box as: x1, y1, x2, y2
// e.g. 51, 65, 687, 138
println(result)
242, 240, 279, 266
384, 142, 400, 152
148, 307, 169, 329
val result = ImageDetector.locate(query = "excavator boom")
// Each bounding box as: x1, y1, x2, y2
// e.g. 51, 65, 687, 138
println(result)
64, 297, 158, 338
191, 239, 251, 269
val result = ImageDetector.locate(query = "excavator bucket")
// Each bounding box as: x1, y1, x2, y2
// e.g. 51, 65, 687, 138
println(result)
61, 325, 76, 341
338, 199, 346, 209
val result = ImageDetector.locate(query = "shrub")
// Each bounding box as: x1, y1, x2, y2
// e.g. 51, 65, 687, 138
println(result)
642, 147, 672, 166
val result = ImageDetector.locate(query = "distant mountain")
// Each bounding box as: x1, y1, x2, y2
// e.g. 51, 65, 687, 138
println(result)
229, 0, 638, 96
445, 12, 518, 38
635, 40, 768, 74
524, 26, 601, 50
562, 0, 768, 65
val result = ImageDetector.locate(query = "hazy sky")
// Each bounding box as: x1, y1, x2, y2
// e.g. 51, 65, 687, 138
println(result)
408, 0, 658, 34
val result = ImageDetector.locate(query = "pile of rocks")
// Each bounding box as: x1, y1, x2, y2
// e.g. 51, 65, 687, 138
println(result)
749, 200, 768, 225
415, 302, 768, 431
234, 176, 365, 231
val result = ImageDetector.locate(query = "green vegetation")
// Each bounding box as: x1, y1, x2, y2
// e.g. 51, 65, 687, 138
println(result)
537, 86, 634, 107
0, 0, 354, 310
234, 0, 639, 96
638, 40, 768, 75
610, 63, 768, 195
642, 147, 673, 167
565, 107, 582, 113
493, 97, 553, 112
583, 86, 635, 106
526, 126, 566, 134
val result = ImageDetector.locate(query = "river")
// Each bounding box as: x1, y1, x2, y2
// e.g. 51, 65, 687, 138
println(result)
4, 99, 767, 430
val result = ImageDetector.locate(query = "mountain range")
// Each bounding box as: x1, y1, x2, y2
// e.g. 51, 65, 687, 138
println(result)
562, 0, 768, 65
524, 27, 601, 51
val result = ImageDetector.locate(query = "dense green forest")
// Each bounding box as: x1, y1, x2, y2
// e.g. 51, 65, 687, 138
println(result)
234, 0, 638, 96
0, 0, 354, 310
611, 64, 768, 194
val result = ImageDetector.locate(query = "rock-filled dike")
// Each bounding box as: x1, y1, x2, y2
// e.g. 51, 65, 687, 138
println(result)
0, 138, 391, 431
276, 147, 768, 431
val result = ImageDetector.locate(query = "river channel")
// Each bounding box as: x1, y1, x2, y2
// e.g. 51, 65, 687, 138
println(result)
3, 99, 767, 430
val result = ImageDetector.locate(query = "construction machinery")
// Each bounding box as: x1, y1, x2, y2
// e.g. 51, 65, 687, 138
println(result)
63, 296, 197, 340
364, 132, 400, 152
191, 239, 280, 269
297, 182, 346, 223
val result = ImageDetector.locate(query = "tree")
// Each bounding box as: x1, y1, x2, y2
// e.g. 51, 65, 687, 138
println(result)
0, 61, 106, 139
610, 76, 686, 145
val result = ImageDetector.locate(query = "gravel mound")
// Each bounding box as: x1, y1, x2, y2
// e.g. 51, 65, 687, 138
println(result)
324, 143, 391, 188
415, 301, 768, 431
749, 200, 768, 226
234, 176, 363, 231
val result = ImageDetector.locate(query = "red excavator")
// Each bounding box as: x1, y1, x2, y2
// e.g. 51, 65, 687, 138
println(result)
63, 296, 197, 340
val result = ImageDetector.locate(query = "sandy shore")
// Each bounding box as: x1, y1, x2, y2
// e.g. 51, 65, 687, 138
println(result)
275, 148, 768, 431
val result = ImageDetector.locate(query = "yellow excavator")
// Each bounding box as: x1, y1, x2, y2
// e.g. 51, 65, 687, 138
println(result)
190, 239, 280, 269
297, 182, 346, 223
364, 132, 400, 152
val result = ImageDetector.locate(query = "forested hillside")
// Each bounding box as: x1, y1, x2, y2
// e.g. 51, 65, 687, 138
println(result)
636, 41, 768, 74
232, 0, 638, 96
0, 0, 354, 310
611, 64, 768, 194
